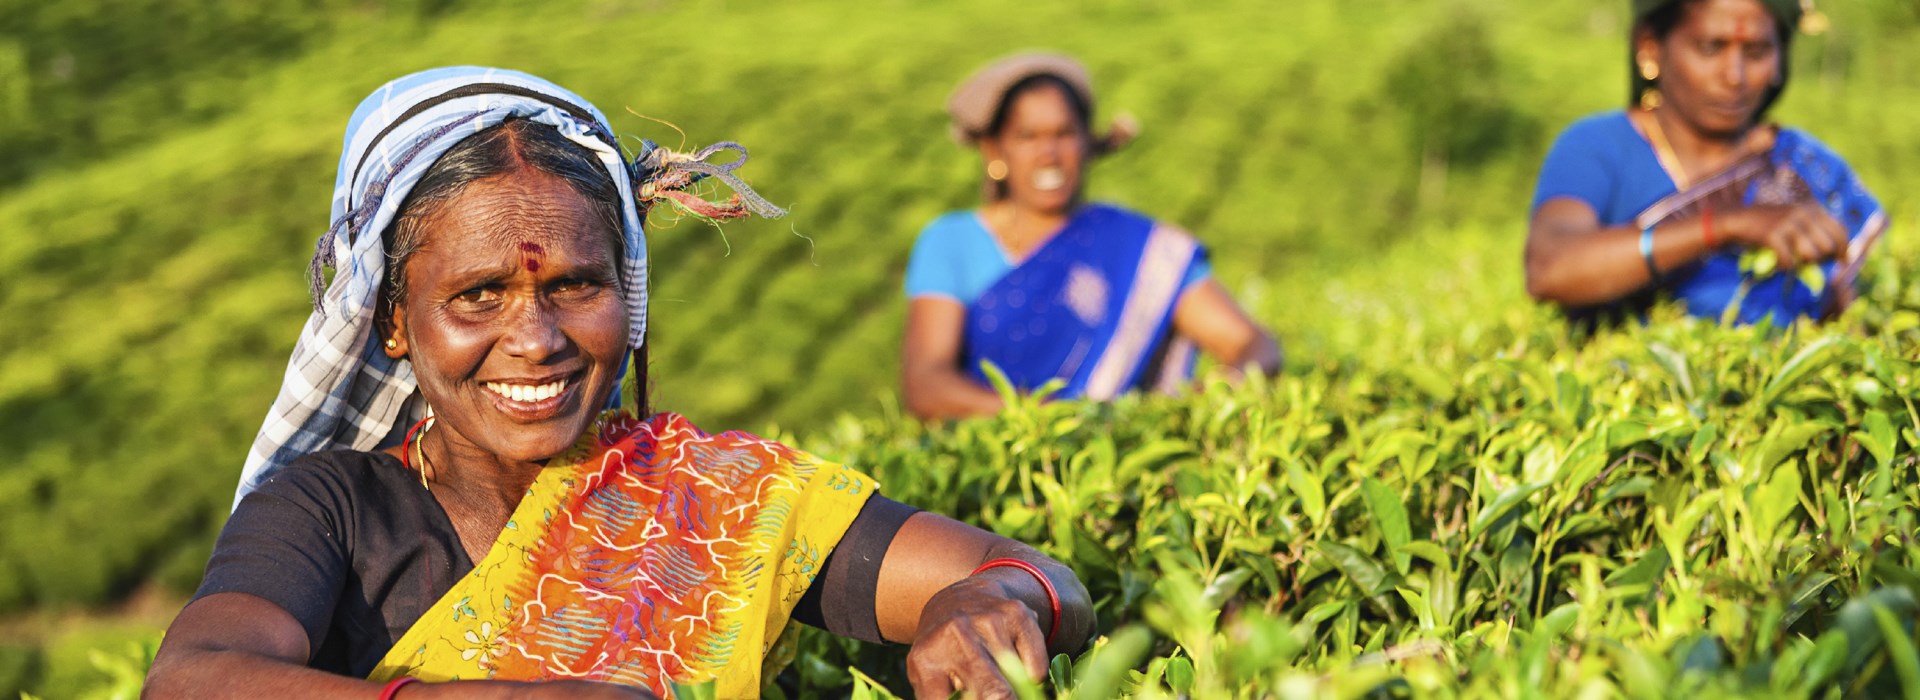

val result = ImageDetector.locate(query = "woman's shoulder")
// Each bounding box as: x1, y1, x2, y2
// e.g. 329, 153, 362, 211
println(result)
245, 449, 410, 510
909, 210, 997, 264
1084, 202, 1154, 222
1550, 110, 1636, 144
1773, 126, 1855, 167
918, 209, 987, 237
1080, 202, 1170, 239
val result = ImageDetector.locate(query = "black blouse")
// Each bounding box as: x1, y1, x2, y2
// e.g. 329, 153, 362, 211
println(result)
193, 450, 913, 677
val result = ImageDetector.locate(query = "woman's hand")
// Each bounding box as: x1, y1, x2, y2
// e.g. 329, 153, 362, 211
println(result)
870, 512, 1095, 699
905, 572, 1050, 700
1723, 203, 1848, 269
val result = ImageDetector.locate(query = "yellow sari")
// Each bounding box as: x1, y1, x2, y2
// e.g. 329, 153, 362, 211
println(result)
368, 411, 877, 698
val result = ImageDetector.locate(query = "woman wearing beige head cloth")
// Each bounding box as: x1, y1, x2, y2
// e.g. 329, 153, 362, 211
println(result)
901, 52, 1281, 420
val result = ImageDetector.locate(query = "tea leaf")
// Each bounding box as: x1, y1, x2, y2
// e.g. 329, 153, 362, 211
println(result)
1362, 477, 1412, 574
1314, 541, 1402, 597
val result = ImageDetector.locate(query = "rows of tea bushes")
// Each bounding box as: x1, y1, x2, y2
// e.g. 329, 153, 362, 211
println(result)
771, 235, 1920, 697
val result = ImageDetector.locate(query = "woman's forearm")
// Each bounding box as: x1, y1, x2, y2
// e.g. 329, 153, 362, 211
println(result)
145, 648, 380, 700
1525, 217, 1713, 307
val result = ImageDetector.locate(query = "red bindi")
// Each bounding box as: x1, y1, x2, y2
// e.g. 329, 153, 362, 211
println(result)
518, 242, 544, 272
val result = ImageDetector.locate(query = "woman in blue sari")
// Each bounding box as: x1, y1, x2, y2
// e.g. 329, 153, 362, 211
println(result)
1526, 0, 1886, 328
901, 53, 1282, 420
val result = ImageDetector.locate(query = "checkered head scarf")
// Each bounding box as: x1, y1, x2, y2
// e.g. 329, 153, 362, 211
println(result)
234, 66, 782, 507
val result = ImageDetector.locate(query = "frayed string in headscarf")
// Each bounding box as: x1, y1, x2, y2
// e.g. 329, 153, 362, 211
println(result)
631, 140, 786, 221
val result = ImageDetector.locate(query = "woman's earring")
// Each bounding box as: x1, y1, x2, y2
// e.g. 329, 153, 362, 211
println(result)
404, 410, 436, 490
986, 160, 1009, 181
385, 338, 399, 351
1639, 88, 1663, 110
1639, 59, 1660, 82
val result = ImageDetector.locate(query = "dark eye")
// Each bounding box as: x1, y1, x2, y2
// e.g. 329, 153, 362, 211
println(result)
551, 277, 601, 297
455, 285, 503, 305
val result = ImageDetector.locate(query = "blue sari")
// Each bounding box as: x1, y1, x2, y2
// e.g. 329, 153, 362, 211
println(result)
963, 204, 1204, 400
1638, 128, 1886, 325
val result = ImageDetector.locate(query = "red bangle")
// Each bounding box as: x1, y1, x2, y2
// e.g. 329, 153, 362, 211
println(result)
379, 677, 421, 700
1701, 205, 1716, 249
971, 558, 1062, 646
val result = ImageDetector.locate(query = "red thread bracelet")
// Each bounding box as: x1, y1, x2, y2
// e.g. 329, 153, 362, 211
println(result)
971, 558, 1061, 646
1701, 204, 1717, 249
378, 677, 420, 700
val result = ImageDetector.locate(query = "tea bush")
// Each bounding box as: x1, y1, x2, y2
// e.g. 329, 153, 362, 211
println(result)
773, 228, 1920, 697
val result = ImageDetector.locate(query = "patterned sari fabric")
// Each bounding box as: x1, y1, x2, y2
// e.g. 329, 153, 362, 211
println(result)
964, 204, 1204, 400
369, 411, 876, 697
1637, 128, 1886, 325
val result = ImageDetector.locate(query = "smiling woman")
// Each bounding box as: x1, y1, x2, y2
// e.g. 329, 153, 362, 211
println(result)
900, 53, 1282, 421
142, 67, 1093, 700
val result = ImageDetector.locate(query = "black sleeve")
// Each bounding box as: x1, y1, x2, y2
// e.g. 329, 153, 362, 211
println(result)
192, 457, 353, 654
790, 495, 919, 643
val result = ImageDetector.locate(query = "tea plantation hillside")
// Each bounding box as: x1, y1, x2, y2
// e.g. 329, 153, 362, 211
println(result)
4, 0, 1920, 697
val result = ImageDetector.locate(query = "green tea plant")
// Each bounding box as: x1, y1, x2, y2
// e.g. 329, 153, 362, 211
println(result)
771, 251, 1920, 697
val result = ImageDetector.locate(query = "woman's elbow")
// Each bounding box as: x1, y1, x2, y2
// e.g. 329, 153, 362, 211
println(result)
1524, 274, 1556, 304
142, 649, 202, 699
1524, 253, 1569, 305
900, 369, 947, 421
903, 390, 939, 422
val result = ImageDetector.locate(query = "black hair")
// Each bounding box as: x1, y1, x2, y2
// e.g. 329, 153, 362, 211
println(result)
987, 74, 1092, 138
1640, 0, 1698, 39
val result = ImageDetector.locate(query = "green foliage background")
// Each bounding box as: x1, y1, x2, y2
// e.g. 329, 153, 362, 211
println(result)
3, 0, 1919, 696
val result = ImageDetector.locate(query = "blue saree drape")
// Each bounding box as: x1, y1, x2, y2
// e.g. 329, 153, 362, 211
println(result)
1640, 128, 1886, 324
963, 204, 1204, 400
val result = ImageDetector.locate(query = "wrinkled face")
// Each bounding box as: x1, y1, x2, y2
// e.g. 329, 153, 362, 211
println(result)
1644, 0, 1781, 137
984, 83, 1089, 215
386, 169, 628, 463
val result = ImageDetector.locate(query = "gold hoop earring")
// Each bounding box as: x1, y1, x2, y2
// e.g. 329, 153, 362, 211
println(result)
985, 160, 1009, 181
403, 411, 436, 490
1639, 88, 1663, 110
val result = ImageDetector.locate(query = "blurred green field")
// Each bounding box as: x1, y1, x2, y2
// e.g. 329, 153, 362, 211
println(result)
4, 0, 1920, 696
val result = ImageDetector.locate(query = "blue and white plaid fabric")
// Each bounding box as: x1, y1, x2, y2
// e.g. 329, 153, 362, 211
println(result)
234, 67, 649, 506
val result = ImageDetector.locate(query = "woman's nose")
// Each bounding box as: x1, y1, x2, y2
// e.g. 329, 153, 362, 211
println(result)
1723, 54, 1747, 88
500, 298, 567, 362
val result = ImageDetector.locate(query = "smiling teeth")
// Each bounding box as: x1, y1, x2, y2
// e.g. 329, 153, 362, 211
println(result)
486, 379, 567, 403
1033, 167, 1066, 191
